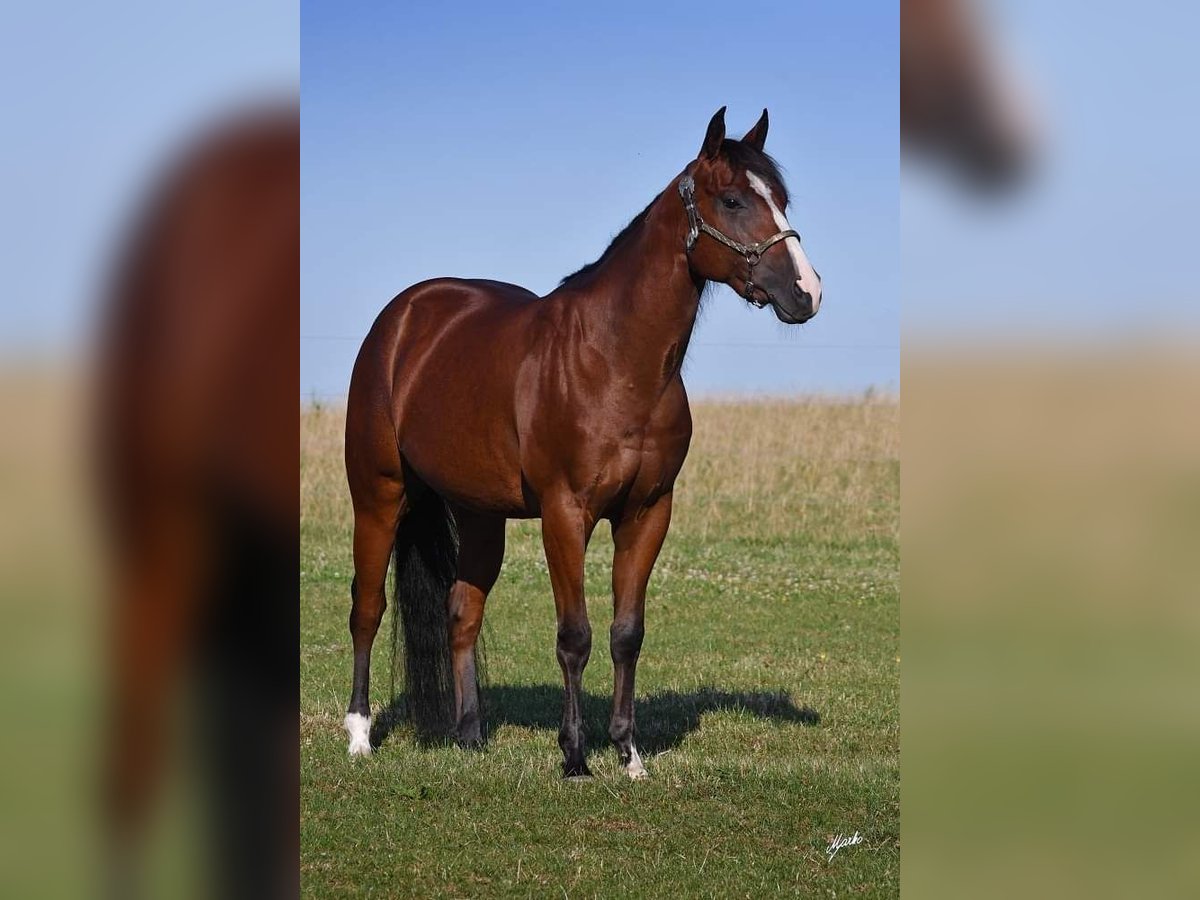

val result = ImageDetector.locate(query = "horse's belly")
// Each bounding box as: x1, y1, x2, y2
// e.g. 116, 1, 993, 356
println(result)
399, 418, 527, 516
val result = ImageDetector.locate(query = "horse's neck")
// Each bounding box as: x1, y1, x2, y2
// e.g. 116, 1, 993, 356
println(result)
567, 184, 702, 395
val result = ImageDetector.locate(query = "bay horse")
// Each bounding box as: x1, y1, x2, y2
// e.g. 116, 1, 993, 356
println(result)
343, 107, 822, 779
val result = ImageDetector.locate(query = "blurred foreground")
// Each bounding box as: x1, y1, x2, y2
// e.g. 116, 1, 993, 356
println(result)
96, 109, 299, 897
0, 3, 298, 896
904, 347, 1200, 897
1, 111, 299, 899
904, 2, 1200, 894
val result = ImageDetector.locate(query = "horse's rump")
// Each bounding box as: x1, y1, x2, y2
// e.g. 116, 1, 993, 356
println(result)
350, 278, 546, 516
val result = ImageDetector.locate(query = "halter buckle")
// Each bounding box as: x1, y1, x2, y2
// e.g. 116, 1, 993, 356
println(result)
744, 281, 767, 308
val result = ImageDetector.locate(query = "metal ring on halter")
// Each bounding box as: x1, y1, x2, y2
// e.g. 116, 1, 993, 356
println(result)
677, 175, 799, 307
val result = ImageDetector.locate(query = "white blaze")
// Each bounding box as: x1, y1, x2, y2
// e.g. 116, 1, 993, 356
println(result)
746, 172, 821, 313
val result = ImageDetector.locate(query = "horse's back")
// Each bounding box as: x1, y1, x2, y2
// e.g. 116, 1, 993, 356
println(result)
350, 277, 540, 399
387, 277, 540, 319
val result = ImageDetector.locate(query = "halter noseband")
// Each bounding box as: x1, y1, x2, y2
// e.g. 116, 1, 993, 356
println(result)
678, 174, 799, 308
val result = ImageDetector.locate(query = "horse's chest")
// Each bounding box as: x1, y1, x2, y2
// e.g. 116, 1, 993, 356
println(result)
605, 429, 644, 481
523, 383, 689, 514
593, 420, 681, 506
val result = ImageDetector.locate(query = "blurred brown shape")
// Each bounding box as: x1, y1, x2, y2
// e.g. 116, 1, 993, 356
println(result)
96, 105, 298, 897
902, 0, 1036, 187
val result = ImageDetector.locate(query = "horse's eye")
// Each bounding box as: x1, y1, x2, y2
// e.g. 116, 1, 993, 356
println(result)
722, 197, 741, 210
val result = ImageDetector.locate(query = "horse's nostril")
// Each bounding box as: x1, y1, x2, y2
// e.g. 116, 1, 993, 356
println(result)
792, 280, 812, 303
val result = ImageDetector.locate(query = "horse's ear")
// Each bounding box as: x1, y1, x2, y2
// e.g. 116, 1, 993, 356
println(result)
742, 108, 768, 152
699, 106, 727, 160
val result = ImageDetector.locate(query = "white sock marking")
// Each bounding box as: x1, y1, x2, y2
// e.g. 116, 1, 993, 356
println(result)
746, 171, 822, 313
626, 746, 648, 780
345, 712, 372, 757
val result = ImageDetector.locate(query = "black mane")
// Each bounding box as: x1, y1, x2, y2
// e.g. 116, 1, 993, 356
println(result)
558, 196, 659, 286
558, 140, 789, 288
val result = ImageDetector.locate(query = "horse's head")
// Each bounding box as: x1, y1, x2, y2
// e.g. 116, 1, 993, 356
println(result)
901, 0, 1035, 186
681, 107, 821, 325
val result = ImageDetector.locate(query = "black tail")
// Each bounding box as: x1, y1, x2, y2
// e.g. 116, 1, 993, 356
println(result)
390, 492, 458, 740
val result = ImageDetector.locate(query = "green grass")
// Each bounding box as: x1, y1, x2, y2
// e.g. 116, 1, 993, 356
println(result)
301, 399, 899, 897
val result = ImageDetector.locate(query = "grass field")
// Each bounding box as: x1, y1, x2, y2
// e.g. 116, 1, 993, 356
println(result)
301, 397, 899, 898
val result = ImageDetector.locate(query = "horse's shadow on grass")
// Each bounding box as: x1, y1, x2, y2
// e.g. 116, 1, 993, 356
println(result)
371, 685, 819, 754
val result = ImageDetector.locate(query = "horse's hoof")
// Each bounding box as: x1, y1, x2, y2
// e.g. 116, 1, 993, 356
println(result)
624, 747, 648, 780
345, 712, 372, 757
563, 762, 593, 781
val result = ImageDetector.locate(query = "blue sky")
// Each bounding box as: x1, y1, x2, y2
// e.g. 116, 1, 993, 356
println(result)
0, 1, 297, 357
8, 1, 1197, 394
302, 2, 899, 398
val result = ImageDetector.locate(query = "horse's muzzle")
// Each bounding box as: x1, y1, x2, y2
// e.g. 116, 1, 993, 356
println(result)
770, 281, 819, 324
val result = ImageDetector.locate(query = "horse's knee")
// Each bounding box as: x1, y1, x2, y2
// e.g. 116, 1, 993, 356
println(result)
609, 617, 644, 664
556, 620, 592, 669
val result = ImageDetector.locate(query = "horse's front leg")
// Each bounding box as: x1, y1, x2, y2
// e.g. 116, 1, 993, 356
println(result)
610, 493, 673, 780
540, 493, 595, 779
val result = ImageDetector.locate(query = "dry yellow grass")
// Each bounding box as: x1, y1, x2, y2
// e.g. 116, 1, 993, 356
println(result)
677, 396, 899, 542
300, 395, 899, 546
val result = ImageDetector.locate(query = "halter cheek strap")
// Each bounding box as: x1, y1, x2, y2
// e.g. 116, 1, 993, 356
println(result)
678, 174, 799, 308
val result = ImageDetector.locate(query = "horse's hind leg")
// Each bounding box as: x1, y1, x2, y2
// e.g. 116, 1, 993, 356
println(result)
447, 509, 505, 747
610, 493, 673, 779
345, 476, 405, 756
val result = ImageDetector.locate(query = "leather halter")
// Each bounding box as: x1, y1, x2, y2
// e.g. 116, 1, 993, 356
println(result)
678, 174, 799, 308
